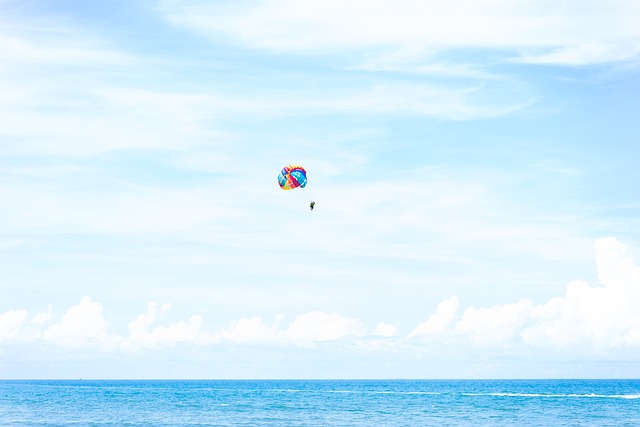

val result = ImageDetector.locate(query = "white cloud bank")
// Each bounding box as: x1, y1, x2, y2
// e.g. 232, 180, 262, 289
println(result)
2, 237, 640, 364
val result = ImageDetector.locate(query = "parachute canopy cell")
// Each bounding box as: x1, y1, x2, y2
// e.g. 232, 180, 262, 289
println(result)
278, 164, 307, 190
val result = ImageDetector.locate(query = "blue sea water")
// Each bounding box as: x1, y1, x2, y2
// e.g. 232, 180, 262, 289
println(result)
1, 379, 639, 426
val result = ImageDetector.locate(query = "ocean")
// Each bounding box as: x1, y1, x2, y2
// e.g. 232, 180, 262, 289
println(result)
1, 379, 639, 426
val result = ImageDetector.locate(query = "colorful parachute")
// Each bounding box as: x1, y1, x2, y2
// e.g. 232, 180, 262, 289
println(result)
278, 164, 307, 190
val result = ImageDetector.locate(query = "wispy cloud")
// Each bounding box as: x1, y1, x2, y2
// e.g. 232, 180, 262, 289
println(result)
157, 0, 640, 65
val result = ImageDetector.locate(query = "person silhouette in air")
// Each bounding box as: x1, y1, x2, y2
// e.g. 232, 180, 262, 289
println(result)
310, 200, 316, 211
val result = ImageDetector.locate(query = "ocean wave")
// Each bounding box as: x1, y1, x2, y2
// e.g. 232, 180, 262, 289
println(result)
468, 392, 640, 399
271, 389, 640, 399
318, 390, 443, 395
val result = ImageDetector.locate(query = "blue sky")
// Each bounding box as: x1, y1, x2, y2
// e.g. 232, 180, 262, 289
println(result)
1, 0, 640, 379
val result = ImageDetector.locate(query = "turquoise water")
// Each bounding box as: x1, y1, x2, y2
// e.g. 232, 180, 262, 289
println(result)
1, 380, 639, 426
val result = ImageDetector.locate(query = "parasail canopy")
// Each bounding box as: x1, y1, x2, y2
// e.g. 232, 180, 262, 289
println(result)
278, 164, 307, 190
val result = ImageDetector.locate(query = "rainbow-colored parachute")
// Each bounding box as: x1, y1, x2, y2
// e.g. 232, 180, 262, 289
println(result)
278, 164, 307, 190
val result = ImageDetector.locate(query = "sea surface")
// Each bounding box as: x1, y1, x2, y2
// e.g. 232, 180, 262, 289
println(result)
1, 379, 639, 426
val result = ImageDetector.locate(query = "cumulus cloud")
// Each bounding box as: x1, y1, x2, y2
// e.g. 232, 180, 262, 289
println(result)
0, 302, 367, 351
213, 316, 277, 344
522, 237, 640, 351
1, 237, 639, 362
31, 305, 53, 326
410, 296, 459, 337
128, 302, 170, 339
374, 322, 399, 337
455, 299, 533, 346
42, 296, 109, 347
126, 302, 202, 348
407, 237, 640, 354
278, 311, 365, 344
